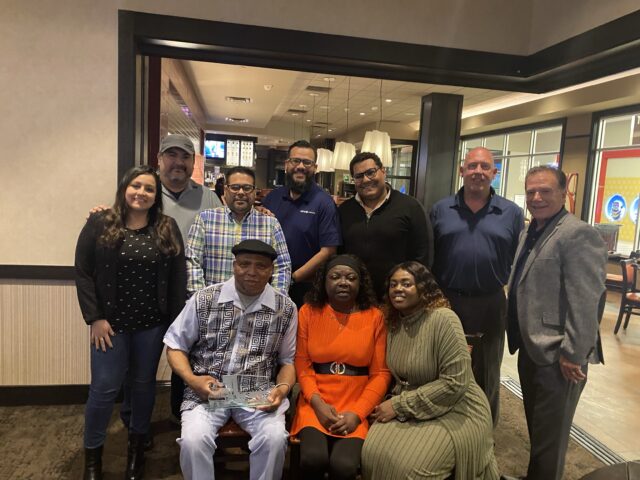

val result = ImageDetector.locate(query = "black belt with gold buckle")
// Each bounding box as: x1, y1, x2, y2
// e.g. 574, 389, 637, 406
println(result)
313, 362, 369, 376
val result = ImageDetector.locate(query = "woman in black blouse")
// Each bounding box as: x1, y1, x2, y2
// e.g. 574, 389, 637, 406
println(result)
75, 165, 186, 480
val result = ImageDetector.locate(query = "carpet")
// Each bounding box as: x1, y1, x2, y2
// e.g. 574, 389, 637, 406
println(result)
0, 386, 604, 479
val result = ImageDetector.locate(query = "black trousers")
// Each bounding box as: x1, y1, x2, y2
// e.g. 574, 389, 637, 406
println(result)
445, 288, 506, 427
298, 427, 363, 480
518, 346, 586, 480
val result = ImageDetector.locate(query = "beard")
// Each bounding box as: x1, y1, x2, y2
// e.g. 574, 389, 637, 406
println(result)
286, 170, 313, 194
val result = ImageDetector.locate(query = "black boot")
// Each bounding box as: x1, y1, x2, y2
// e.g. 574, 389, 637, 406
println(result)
125, 433, 145, 480
83, 446, 103, 480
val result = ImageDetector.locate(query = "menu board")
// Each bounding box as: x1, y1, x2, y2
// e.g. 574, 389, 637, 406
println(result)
240, 140, 254, 167
226, 140, 240, 166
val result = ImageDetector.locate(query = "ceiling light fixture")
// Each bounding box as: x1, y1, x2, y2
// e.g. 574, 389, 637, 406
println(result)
318, 78, 335, 173
361, 79, 393, 167
225, 117, 249, 123
333, 77, 356, 171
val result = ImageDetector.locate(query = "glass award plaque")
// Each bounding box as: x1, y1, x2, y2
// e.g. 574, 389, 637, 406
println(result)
207, 374, 273, 409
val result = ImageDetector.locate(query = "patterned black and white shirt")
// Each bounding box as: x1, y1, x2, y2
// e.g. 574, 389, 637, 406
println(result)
163, 277, 297, 412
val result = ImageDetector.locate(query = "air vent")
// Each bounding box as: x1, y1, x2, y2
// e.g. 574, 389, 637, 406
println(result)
287, 108, 308, 114
312, 122, 329, 127
225, 96, 252, 103
225, 117, 249, 123
306, 85, 332, 93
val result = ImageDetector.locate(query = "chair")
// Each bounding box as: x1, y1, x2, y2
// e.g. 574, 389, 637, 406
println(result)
213, 419, 251, 475
613, 259, 640, 334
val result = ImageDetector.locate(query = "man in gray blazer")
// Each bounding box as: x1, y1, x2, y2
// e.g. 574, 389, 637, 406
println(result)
506, 165, 606, 480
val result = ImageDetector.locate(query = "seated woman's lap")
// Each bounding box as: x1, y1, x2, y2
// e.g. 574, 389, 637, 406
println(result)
299, 427, 363, 480
362, 420, 454, 480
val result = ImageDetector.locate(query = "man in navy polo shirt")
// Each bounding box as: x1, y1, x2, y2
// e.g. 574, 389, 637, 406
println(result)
262, 140, 342, 306
431, 146, 524, 427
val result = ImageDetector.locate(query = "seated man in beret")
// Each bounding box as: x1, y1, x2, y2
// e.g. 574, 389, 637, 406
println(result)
164, 239, 298, 480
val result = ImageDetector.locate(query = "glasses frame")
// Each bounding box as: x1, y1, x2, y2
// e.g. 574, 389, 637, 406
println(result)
352, 167, 382, 182
225, 183, 256, 193
287, 157, 316, 168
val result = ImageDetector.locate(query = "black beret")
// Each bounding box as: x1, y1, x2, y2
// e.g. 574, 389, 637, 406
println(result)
231, 239, 277, 261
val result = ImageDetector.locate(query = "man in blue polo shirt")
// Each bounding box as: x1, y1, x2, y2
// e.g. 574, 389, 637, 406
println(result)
431, 146, 524, 427
262, 140, 342, 306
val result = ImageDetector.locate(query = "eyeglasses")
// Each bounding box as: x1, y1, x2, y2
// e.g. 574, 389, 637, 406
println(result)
226, 184, 256, 193
287, 157, 315, 167
352, 167, 381, 181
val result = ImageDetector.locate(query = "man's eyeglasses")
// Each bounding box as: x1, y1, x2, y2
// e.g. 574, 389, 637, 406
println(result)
352, 167, 381, 181
226, 184, 256, 193
287, 157, 315, 167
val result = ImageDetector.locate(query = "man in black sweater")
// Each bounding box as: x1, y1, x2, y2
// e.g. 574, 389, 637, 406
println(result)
338, 152, 433, 299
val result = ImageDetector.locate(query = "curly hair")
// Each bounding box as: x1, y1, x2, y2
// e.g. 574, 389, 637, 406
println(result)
98, 165, 181, 256
383, 261, 450, 330
303, 254, 378, 310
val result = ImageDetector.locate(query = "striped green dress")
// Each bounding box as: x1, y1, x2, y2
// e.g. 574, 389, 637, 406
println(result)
361, 308, 499, 480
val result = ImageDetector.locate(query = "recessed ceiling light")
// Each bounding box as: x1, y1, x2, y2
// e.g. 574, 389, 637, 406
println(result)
225, 117, 249, 123
404, 112, 416, 116
385, 99, 392, 103
225, 96, 252, 104
328, 129, 333, 132
371, 106, 379, 111
315, 134, 321, 137
344, 108, 349, 112
306, 119, 311, 122
309, 93, 320, 97
323, 77, 336, 82
264, 84, 273, 91
359, 112, 366, 116
291, 113, 298, 116
319, 105, 330, 110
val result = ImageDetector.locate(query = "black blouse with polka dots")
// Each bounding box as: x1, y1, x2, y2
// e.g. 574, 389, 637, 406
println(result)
113, 227, 163, 333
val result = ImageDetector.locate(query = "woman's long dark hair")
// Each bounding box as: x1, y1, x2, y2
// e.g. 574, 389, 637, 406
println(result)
98, 165, 181, 256
304, 254, 378, 310
383, 261, 450, 330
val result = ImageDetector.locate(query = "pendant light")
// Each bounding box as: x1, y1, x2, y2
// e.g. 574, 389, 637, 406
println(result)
333, 77, 357, 171
361, 79, 393, 167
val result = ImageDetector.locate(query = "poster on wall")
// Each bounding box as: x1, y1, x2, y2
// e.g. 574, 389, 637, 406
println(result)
491, 161, 502, 192
240, 140, 254, 167
226, 140, 240, 166
604, 194, 627, 222
631, 196, 639, 224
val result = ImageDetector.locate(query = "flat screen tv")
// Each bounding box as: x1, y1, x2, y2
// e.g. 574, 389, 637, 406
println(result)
204, 140, 225, 159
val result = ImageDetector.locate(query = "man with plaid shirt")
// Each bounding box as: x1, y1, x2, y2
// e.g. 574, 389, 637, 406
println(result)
165, 240, 297, 480
185, 166, 292, 295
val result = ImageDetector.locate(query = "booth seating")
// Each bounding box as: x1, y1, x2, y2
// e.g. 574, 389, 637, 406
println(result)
614, 259, 640, 334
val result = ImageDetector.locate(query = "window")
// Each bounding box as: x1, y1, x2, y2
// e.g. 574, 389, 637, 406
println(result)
459, 124, 563, 212
588, 111, 640, 254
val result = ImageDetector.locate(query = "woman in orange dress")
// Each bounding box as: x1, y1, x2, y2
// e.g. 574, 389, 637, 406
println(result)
291, 254, 391, 480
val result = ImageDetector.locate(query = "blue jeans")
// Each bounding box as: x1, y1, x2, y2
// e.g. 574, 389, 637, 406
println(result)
84, 324, 166, 448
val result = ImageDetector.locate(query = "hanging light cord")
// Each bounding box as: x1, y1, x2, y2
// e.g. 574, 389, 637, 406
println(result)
379, 79, 383, 130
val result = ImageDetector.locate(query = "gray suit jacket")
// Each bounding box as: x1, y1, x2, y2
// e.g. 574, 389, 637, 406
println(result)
507, 212, 607, 366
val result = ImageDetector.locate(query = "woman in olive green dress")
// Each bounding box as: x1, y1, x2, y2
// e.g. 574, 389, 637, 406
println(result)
362, 261, 499, 480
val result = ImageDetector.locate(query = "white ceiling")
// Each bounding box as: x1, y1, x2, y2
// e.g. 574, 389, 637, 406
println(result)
182, 60, 512, 147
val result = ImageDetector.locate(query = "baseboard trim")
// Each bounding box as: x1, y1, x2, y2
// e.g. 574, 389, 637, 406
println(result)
0, 381, 171, 406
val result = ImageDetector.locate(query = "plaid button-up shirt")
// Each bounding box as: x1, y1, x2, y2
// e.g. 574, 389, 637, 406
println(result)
185, 206, 291, 295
